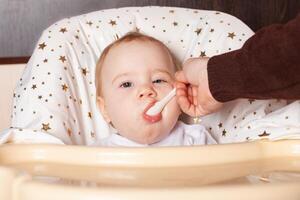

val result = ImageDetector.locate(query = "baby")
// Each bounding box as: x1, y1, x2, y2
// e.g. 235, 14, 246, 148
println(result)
95, 32, 216, 147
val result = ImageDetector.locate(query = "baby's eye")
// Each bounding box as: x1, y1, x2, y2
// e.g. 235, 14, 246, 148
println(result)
120, 81, 133, 88
152, 79, 166, 84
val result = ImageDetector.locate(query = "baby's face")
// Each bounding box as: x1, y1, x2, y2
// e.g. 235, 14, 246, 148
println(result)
98, 40, 181, 144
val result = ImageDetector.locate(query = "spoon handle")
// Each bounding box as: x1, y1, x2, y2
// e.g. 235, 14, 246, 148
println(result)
158, 88, 176, 106
146, 88, 176, 116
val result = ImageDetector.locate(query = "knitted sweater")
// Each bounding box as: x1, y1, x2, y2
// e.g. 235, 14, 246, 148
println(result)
208, 14, 300, 102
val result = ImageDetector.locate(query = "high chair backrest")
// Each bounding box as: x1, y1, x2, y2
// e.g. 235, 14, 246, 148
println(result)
3, 6, 255, 145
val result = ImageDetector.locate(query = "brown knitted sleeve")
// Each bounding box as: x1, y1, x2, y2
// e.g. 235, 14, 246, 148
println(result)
208, 14, 300, 102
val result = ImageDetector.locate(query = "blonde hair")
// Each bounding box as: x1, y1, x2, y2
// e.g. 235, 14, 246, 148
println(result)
95, 32, 179, 97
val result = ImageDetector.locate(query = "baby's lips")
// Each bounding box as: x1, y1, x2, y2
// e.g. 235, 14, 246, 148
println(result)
143, 112, 162, 123
143, 101, 162, 123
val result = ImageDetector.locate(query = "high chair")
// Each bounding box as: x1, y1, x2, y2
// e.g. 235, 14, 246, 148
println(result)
0, 6, 300, 199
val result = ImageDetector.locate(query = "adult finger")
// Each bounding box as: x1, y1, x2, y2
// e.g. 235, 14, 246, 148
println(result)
175, 71, 189, 83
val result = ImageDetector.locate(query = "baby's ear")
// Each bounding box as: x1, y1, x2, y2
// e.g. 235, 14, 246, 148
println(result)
97, 96, 111, 123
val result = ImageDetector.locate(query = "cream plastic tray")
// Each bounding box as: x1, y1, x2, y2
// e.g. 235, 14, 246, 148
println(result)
1, 140, 300, 199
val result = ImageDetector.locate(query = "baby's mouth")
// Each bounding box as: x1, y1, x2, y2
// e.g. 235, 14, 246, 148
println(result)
143, 102, 162, 123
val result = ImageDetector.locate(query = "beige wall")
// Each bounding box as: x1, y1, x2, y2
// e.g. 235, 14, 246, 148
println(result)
0, 64, 25, 131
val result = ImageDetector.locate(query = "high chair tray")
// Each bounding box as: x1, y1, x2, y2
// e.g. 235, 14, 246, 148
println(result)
1, 140, 300, 200
1, 140, 300, 187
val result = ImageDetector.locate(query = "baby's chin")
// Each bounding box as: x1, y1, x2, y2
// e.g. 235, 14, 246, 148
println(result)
134, 134, 168, 145
137, 118, 179, 144
125, 129, 170, 145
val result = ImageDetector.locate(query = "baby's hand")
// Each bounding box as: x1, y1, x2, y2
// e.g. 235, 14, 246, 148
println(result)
175, 57, 223, 116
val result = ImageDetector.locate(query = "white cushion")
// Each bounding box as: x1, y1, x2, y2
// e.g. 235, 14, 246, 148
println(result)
1, 6, 299, 145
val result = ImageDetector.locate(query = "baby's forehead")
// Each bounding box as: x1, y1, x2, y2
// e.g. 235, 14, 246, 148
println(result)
109, 39, 166, 53
105, 39, 176, 68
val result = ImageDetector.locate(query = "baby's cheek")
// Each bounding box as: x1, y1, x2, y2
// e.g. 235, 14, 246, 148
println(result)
106, 98, 127, 118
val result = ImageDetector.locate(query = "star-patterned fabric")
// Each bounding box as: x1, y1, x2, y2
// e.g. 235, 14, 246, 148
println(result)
1, 6, 299, 145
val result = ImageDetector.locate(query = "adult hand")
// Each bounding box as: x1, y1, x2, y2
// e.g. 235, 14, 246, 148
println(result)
175, 57, 223, 117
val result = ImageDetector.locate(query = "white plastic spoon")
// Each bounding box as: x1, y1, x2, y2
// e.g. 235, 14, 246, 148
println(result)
146, 88, 176, 116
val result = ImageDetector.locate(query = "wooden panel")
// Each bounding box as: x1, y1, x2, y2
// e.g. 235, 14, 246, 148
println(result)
0, 0, 299, 58
0, 57, 30, 64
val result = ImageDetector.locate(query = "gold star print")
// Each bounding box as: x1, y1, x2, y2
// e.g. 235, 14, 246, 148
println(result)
109, 20, 117, 26
222, 129, 227, 136
88, 112, 92, 118
43, 59, 48, 63
200, 51, 206, 57
173, 22, 178, 26
210, 28, 214, 32
218, 123, 223, 128
59, 56, 66, 63
228, 32, 236, 39
59, 27, 67, 33
195, 28, 202, 35
113, 34, 119, 40
75, 35, 79, 40
38, 95, 43, 99
91, 132, 95, 137
42, 123, 51, 131
215, 12, 221, 15
258, 131, 270, 137
31, 84, 37, 89
38, 42, 47, 50
86, 21, 93, 26
248, 99, 255, 104
81, 68, 88, 76
169, 10, 175, 13
67, 128, 72, 136
62, 84, 68, 91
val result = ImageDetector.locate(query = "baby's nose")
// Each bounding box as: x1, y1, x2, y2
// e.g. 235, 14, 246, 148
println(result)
139, 88, 157, 99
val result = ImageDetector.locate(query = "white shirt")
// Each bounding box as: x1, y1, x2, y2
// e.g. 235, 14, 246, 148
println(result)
94, 121, 216, 147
